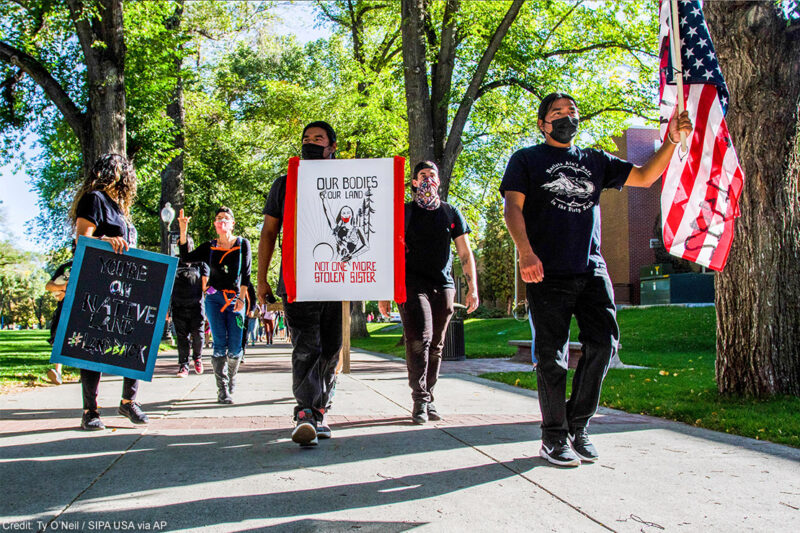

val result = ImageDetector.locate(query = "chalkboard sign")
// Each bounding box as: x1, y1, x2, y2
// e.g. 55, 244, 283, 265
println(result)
51, 236, 178, 381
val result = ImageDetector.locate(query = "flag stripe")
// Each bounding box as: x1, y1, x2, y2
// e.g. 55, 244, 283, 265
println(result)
657, 0, 744, 271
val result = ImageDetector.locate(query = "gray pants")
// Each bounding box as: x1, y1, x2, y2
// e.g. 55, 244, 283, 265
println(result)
284, 300, 343, 421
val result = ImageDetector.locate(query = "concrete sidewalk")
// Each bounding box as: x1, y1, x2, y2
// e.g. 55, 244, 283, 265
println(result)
1, 344, 798, 532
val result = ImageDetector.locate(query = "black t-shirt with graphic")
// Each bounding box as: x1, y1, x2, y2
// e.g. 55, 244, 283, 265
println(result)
405, 202, 470, 291
262, 175, 287, 295
500, 143, 633, 276
75, 190, 137, 246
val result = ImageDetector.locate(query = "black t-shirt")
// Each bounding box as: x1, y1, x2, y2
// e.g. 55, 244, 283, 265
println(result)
262, 175, 287, 295
75, 190, 137, 246
172, 261, 209, 306
405, 202, 470, 290
500, 144, 633, 276
179, 238, 251, 292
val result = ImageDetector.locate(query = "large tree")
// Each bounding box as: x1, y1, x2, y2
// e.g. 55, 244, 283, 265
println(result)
705, 1, 800, 396
0, 0, 128, 178
400, 0, 659, 200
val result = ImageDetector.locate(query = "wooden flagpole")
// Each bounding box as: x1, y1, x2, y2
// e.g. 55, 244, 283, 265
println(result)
669, 0, 689, 152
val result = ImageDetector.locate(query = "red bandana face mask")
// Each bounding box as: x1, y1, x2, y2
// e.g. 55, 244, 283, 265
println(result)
415, 176, 441, 210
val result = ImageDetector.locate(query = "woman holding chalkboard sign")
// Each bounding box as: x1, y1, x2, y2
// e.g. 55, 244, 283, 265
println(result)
178, 206, 252, 404
71, 153, 149, 431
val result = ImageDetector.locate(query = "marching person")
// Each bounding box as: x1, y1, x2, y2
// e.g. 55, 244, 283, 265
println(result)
44, 256, 72, 385
178, 206, 251, 404
258, 120, 341, 447
71, 153, 148, 430
500, 92, 693, 467
171, 238, 209, 378
261, 306, 276, 345
379, 161, 479, 424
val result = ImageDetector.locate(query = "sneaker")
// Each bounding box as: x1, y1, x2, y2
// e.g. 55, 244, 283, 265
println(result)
317, 411, 332, 439
118, 402, 149, 425
412, 401, 428, 424
568, 428, 599, 462
46, 368, 63, 385
427, 403, 441, 421
292, 409, 318, 446
177, 366, 189, 378
194, 359, 204, 375
81, 410, 105, 431
539, 437, 581, 467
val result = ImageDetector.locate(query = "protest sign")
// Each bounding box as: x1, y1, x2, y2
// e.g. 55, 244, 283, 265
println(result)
51, 236, 178, 381
282, 156, 406, 303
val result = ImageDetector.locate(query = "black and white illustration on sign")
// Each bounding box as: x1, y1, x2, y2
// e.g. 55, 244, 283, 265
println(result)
317, 186, 376, 263
50, 236, 178, 381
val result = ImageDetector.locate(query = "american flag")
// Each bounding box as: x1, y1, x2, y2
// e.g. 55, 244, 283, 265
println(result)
658, 0, 744, 271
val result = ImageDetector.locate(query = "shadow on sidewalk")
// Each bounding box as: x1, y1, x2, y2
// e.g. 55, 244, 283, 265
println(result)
27, 455, 541, 529
3, 421, 547, 521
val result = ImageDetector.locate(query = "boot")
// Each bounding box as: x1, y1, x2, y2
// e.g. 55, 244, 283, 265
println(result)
211, 357, 232, 404
412, 401, 428, 424
226, 356, 241, 399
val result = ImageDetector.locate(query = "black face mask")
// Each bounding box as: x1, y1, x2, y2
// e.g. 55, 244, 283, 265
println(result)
301, 143, 327, 160
545, 116, 579, 144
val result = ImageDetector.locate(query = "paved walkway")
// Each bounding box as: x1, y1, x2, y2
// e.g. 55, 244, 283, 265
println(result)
1, 344, 799, 532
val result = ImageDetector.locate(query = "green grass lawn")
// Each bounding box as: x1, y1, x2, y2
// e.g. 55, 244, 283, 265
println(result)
0, 330, 173, 389
356, 307, 800, 448
355, 317, 534, 359
0, 330, 81, 387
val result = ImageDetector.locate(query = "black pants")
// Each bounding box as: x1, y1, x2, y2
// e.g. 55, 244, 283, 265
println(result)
48, 300, 65, 346
172, 303, 204, 367
284, 300, 342, 421
81, 370, 138, 411
527, 271, 619, 440
399, 287, 455, 403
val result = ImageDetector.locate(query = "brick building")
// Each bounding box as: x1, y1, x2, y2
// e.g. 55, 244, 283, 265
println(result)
599, 127, 662, 304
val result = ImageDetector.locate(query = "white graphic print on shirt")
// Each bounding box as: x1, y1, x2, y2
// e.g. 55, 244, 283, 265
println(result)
541, 161, 596, 213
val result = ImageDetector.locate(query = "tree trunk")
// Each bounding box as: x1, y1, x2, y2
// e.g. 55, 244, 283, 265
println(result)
76, 0, 128, 176
705, 1, 800, 396
401, 0, 436, 168
350, 301, 369, 338
400, 0, 523, 199
160, 3, 185, 255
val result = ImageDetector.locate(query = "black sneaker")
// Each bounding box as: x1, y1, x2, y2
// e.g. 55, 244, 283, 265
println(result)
568, 428, 599, 462
81, 411, 105, 431
292, 409, 318, 447
118, 402, 149, 425
539, 437, 581, 467
427, 403, 441, 421
412, 401, 428, 424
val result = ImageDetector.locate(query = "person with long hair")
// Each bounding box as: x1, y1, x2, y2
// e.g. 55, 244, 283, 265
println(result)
71, 153, 148, 430
178, 206, 251, 404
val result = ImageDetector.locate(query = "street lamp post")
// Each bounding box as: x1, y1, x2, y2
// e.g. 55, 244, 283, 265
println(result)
160, 202, 176, 344
160, 202, 176, 256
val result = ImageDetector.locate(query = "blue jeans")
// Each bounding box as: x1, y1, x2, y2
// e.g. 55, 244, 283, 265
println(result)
205, 290, 244, 359
527, 271, 620, 440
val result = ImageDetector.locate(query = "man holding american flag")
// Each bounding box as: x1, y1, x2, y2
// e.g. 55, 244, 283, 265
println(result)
501, 93, 692, 467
